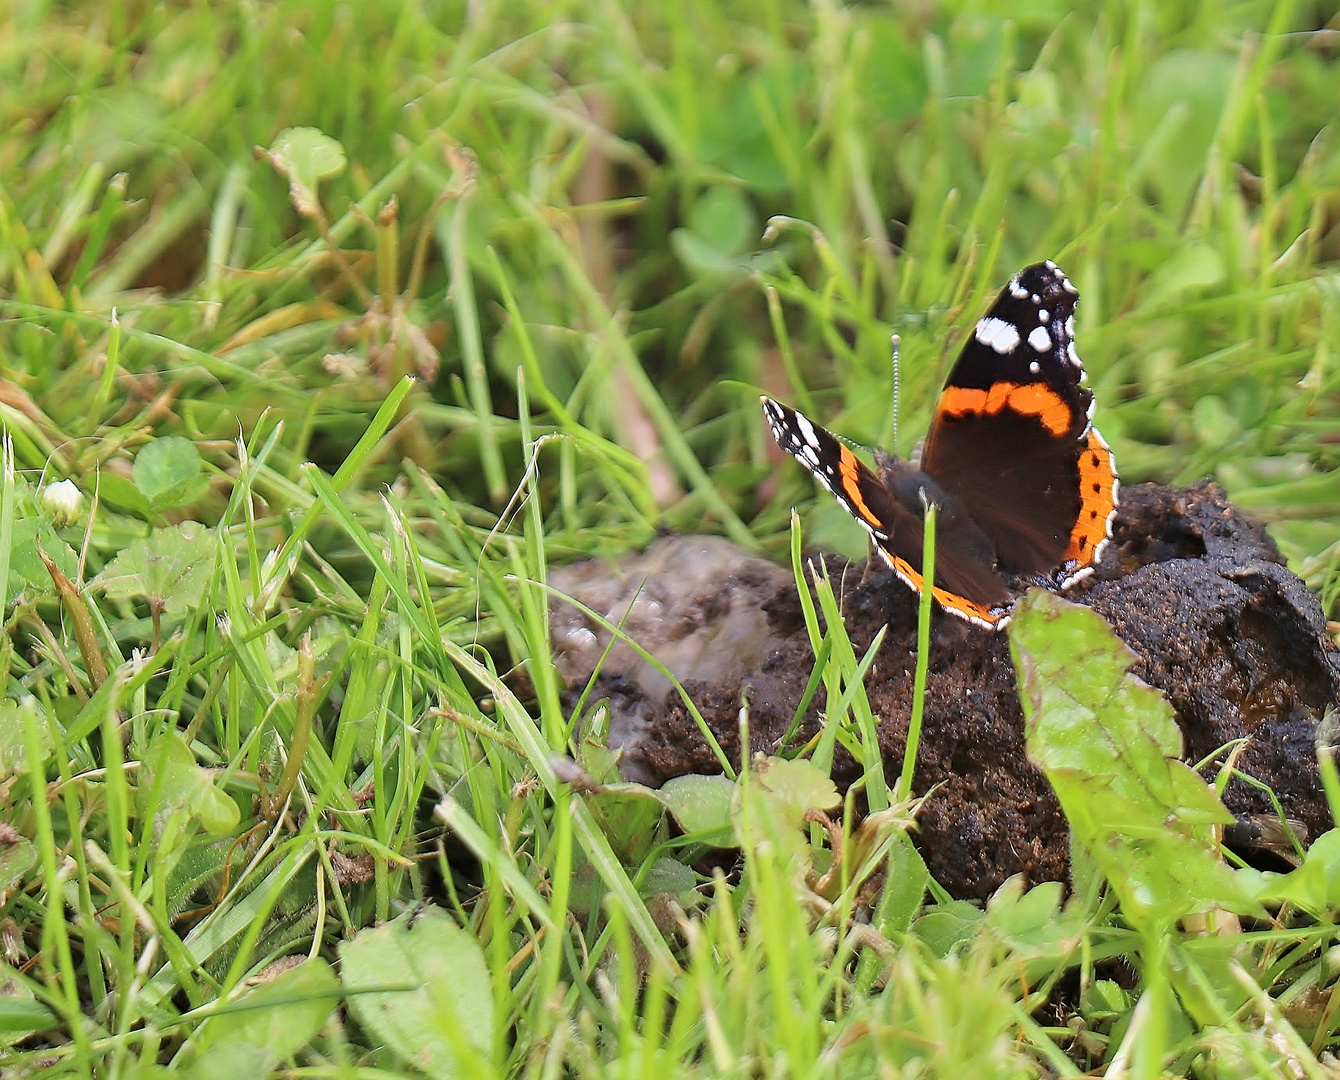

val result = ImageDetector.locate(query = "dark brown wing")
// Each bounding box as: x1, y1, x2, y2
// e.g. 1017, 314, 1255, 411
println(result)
762, 396, 1012, 628
921, 261, 1115, 578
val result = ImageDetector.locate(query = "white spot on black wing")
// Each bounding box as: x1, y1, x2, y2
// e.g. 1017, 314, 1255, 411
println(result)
975, 317, 1021, 354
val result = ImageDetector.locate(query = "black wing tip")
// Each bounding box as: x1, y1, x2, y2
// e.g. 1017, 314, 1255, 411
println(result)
1011, 260, 1078, 300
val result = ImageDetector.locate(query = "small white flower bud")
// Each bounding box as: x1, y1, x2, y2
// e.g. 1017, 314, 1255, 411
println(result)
41, 479, 83, 526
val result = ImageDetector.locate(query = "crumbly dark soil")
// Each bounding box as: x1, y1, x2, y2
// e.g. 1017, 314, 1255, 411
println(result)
549, 482, 1340, 900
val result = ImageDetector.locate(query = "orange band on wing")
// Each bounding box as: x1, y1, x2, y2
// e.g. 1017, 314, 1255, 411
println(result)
836, 445, 881, 527
1063, 428, 1118, 566
874, 548, 1012, 630
937, 382, 1073, 437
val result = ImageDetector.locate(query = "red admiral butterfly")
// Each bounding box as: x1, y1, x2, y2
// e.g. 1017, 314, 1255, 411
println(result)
762, 261, 1118, 630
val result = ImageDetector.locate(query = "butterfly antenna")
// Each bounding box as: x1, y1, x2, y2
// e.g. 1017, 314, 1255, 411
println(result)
890, 334, 902, 455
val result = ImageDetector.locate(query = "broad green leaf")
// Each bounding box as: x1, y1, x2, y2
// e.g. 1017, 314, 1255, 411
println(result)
913, 900, 985, 957
872, 836, 930, 938
143, 731, 240, 836
687, 186, 755, 256
5, 518, 78, 597
639, 856, 697, 900
1011, 591, 1247, 931
264, 127, 347, 216
861, 16, 927, 121
187, 1044, 268, 1080
584, 784, 665, 865
1080, 979, 1132, 1025
656, 773, 736, 844
96, 522, 217, 617
1131, 49, 1235, 216
147, 475, 211, 515
1192, 395, 1242, 450
1140, 245, 1226, 312
112, 1066, 173, 1080
670, 228, 747, 281
699, 75, 788, 190
94, 471, 151, 516
0, 698, 50, 776
748, 756, 840, 831
0, 987, 54, 1040
735, 757, 841, 875
190, 958, 338, 1077
0, 830, 36, 899
576, 731, 623, 786
985, 877, 1084, 960
339, 907, 492, 1080
133, 436, 201, 501
1253, 828, 1340, 912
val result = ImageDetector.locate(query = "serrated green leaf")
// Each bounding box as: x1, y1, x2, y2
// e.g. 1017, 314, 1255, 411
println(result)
1011, 591, 1248, 931
985, 877, 1084, 960
96, 521, 216, 617
339, 907, 492, 1080
751, 756, 840, 830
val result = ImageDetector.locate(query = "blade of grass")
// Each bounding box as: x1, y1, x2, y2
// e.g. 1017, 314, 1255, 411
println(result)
896, 500, 936, 802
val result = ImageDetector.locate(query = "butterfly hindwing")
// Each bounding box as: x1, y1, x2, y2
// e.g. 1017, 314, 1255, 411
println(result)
761, 396, 1013, 628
